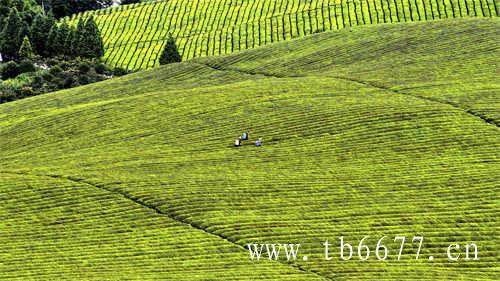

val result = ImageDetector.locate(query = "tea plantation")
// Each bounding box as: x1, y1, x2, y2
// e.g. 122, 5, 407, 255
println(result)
0, 18, 498, 280
70, 0, 498, 70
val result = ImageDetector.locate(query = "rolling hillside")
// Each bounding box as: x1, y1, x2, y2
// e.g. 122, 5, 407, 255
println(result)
70, 0, 499, 70
0, 18, 499, 280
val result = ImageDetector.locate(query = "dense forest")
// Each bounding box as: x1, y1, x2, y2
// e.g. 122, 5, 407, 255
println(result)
0, 0, 129, 102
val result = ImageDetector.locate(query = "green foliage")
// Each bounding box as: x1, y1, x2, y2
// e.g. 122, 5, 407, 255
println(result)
73, 19, 85, 57
46, 23, 60, 57
48, 0, 113, 19
18, 35, 33, 59
78, 16, 104, 59
18, 20, 29, 39
0, 60, 20, 79
70, 0, 499, 70
18, 58, 35, 72
0, 8, 23, 60
30, 12, 55, 56
57, 21, 71, 57
47, 21, 71, 57
0, 19, 498, 280
64, 25, 77, 57
0, 0, 11, 29
0, 58, 129, 101
1, 0, 39, 30
0, 2, 109, 97
159, 34, 181, 65
48, 0, 70, 19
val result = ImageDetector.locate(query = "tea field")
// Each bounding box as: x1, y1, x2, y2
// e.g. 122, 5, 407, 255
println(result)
0, 18, 498, 280
69, 0, 499, 70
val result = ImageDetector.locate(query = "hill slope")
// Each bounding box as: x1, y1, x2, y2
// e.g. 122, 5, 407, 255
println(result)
0, 18, 499, 280
71, 0, 499, 70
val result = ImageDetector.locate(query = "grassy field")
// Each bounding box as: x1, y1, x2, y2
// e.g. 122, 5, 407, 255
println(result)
0, 18, 499, 280
69, 0, 499, 70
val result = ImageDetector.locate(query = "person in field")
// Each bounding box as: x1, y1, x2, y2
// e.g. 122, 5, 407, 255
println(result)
235, 137, 242, 147
242, 131, 249, 140
255, 138, 262, 147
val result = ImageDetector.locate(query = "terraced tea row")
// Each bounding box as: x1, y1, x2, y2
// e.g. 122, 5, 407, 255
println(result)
69, 0, 499, 70
0, 19, 498, 280
0, 172, 324, 280
199, 18, 500, 125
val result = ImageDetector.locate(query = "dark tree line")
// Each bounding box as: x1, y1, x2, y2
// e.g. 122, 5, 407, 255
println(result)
38, 0, 144, 19
0, 6, 104, 62
39, 0, 113, 19
0, 0, 128, 103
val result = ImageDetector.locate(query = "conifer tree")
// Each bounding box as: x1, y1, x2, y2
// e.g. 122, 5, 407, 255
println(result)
79, 16, 104, 59
55, 21, 71, 57
47, 23, 61, 56
18, 22, 29, 42
18, 35, 33, 59
30, 12, 55, 56
159, 34, 182, 65
0, 8, 23, 61
0, 0, 12, 31
65, 26, 77, 58
72, 18, 85, 57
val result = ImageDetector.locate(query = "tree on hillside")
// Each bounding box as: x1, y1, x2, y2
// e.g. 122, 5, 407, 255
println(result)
48, 0, 112, 18
56, 21, 71, 57
0, 0, 12, 30
30, 12, 54, 56
1, 0, 40, 30
65, 25, 77, 57
18, 35, 33, 59
18, 21, 30, 42
159, 34, 182, 65
72, 18, 85, 57
47, 23, 61, 56
47, 22, 72, 57
48, 0, 69, 18
78, 16, 104, 59
0, 8, 23, 61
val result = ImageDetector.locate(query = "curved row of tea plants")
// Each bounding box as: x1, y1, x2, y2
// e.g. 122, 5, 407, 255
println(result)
0, 19, 498, 280
0, 173, 321, 280
70, 0, 499, 70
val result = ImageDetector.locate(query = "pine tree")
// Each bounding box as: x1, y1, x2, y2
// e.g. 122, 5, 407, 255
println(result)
79, 16, 104, 59
65, 26, 77, 58
72, 18, 85, 57
18, 35, 33, 59
0, 8, 23, 61
57, 21, 71, 57
18, 22, 29, 42
30, 12, 54, 57
47, 23, 61, 57
50, 0, 70, 19
0, 0, 12, 31
159, 34, 182, 65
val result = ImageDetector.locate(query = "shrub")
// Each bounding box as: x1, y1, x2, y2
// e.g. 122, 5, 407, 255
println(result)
62, 75, 77, 88
18, 59, 36, 73
49, 65, 63, 75
1, 61, 21, 79
78, 62, 91, 74
41, 71, 55, 81
78, 74, 91, 85
112, 67, 128, 76
94, 63, 108, 74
